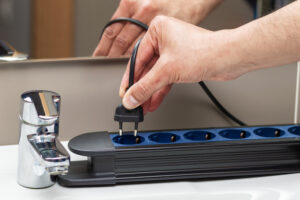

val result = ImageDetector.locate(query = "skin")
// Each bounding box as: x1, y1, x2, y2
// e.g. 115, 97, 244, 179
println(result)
119, 1, 300, 114
93, 0, 222, 57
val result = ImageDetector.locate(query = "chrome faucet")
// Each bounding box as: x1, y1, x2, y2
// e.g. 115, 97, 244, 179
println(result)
17, 90, 70, 188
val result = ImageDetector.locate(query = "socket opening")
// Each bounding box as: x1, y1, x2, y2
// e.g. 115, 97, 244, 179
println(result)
148, 133, 180, 143
254, 128, 284, 137
113, 135, 144, 145
288, 126, 300, 136
184, 131, 215, 141
219, 129, 250, 139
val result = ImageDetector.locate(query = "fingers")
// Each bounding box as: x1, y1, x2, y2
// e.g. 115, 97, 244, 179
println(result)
107, 9, 151, 57
121, 57, 156, 115
122, 58, 169, 109
119, 55, 158, 98
125, 32, 146, 55
119, 16, 164, 109
107, 23, 144, 57
119, 24, 159, 101
94, 2, 154, 57
93, 7, 130, 56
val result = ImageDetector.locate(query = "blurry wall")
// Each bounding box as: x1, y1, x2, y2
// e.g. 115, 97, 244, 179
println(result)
201, 0, 253, 29
74, 0, 119, 57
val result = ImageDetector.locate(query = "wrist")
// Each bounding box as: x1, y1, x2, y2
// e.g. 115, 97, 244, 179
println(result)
205, 28, 251, 81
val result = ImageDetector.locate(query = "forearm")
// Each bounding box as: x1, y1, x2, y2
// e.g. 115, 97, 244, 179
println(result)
216, 1, 300, 80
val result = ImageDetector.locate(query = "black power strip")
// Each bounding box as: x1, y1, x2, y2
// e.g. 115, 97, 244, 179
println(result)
58, 124, 300, 187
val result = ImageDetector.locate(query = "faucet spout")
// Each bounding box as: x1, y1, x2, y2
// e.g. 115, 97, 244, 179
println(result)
28, 133, 70, 175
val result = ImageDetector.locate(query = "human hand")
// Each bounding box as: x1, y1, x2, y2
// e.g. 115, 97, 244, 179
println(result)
119, 16, 243, 114
93, 0, 222, 57
119, 1, 300, 114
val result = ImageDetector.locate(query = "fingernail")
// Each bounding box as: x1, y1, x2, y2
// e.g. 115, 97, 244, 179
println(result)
123, 95, 138, 109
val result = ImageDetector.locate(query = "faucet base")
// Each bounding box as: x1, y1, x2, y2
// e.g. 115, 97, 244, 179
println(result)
17, 176, 56, 189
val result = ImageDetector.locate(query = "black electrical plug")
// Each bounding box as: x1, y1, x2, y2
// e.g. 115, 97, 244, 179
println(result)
114, 104, 144, 136
113, 39, 143, 136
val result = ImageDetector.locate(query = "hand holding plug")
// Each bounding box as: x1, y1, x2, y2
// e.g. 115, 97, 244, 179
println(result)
119, 16, 245, 113
114, 40, 144, 136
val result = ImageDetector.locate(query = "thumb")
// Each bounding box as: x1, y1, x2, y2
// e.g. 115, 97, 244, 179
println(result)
122, 59, 169, 109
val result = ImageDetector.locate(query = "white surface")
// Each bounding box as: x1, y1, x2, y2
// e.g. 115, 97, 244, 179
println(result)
2, 143, 300, 200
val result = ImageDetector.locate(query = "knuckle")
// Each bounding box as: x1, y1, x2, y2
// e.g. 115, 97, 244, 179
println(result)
149, 15, 168, 35
114, 35, 129, 49
103, 27, 115, 39
148, 15, 167, 39
151, 15, 167, 26
141, 1, 156, 13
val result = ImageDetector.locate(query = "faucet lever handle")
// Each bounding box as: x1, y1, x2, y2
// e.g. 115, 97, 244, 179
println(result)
30, 92, 58, 118
20, 90, 60, 125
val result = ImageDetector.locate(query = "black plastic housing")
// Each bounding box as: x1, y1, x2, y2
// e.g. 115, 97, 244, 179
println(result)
58, 124, 300, 187
114, 104, 144, 123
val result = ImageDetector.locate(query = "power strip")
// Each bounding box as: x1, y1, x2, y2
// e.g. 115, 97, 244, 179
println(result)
58, 124, 300, 187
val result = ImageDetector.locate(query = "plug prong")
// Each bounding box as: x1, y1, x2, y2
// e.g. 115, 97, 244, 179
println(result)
134, 129, 138, 137
119, 122, 123, 136
134, 122, 138, 137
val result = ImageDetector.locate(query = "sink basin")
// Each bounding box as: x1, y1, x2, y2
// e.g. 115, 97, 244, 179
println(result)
2, 142, 300, 200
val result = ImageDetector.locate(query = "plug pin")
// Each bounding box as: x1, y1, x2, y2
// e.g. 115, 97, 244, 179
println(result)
134, 130, 138, 137
119, 122, 123, 136
134, 122, 138, 137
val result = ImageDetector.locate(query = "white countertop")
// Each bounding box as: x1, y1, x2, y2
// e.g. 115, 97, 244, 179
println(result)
2, 143, 300, 200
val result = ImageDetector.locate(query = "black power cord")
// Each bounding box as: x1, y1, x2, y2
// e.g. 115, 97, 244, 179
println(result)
198, 82, 246, 126
129, 39, 142, 87
114, 39, 144, 136
99, 17, 246, 127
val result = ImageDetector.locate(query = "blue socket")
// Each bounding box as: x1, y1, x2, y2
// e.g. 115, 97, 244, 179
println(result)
110, 125, 300, 147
